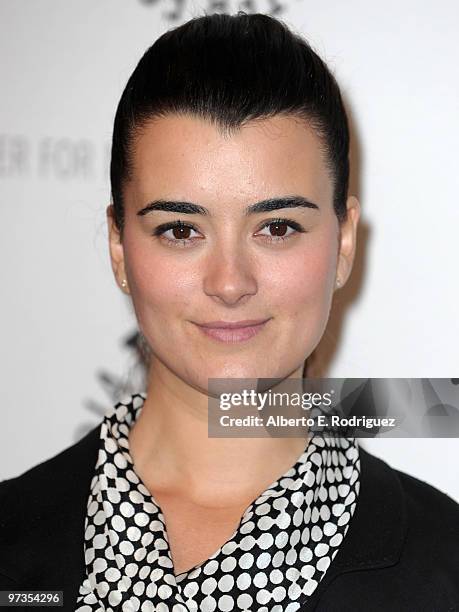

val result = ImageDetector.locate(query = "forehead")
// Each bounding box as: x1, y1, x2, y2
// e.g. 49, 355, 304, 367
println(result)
127, 113, 334, 209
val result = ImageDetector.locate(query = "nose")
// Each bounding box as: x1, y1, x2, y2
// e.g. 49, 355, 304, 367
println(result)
202, 244, 258, 306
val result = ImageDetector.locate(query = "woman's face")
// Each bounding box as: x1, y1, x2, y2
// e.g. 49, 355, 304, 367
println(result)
109, 113, 359, 389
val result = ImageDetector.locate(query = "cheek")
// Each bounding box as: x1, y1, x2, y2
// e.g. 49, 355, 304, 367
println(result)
122, 236, 195, 334
260, 232, 338, 358
263, 231, 338, 333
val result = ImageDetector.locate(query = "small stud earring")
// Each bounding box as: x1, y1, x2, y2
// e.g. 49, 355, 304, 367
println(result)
336, 278, 341, 288
121, 279, 127, 289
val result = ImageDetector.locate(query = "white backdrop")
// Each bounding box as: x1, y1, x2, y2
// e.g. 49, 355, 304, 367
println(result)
1, 1, 458, 501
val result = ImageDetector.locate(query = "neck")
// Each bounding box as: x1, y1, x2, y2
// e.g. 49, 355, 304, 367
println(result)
128, 359, 310, 509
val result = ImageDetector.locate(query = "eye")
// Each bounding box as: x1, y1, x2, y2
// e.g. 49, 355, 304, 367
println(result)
255, 218, 305, 243
151, 217, 306, 248
152, 221, 202, 248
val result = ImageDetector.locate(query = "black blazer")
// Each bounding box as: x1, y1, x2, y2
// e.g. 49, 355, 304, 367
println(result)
1, 424, 459, 612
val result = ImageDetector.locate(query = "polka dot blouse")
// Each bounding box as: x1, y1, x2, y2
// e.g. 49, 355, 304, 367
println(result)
75, 392, 361, 611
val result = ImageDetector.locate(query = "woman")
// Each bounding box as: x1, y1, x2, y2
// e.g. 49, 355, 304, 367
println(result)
1, 12, 458, 612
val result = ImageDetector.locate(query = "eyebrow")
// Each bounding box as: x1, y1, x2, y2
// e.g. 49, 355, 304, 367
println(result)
136, 195, 320, 218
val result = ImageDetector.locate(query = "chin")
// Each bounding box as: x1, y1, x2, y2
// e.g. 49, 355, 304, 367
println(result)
194, 361, 286, 386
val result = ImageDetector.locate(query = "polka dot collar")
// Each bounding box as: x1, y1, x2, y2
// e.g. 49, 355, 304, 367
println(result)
76, 393, 360, 611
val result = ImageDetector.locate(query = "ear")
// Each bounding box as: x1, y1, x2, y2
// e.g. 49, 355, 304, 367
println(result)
335, 195, 360, 289
106, 204, 130, 295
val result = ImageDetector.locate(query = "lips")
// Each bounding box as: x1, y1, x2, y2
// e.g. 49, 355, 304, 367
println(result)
193, 318, 271, 343
196, 319, 271, 329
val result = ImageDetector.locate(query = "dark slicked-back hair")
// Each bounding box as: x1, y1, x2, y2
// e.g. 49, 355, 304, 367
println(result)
110, 12, 350, 238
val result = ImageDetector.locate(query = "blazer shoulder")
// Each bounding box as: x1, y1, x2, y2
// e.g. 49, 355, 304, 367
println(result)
369, 449, 459, 564
377, 451, 459, 602
360, 444, 459, 524
394, 462, 459, 526
0, 422, 102, 531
